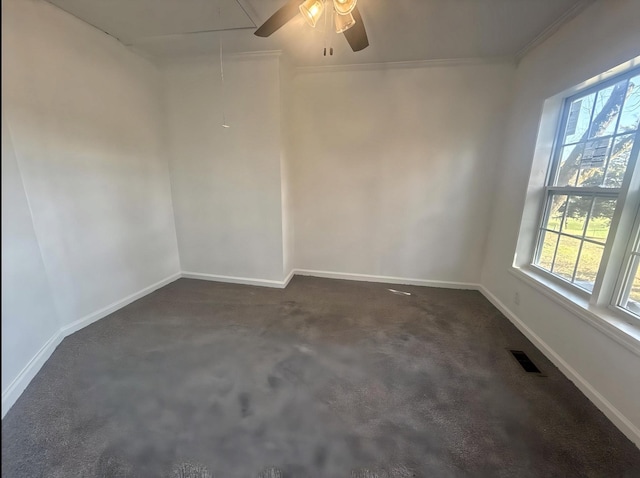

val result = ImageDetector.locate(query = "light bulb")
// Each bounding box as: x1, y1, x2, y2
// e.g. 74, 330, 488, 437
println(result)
333, 0, 357, 15
299, 0, 324, 28
334, 10, 356, 33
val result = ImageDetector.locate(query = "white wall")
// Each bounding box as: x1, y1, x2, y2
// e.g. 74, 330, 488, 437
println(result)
2, 0, 180, 414
163, 58, 514, 286
4, 0, 639, 448
280, 58, 296, 279
482, 0, 640, 445
290, 62, 514, 284
1, 113, 61, 396
163, 53, 287, 283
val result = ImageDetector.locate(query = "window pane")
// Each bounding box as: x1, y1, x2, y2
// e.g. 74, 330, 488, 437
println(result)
576, 138, 612, 187
584, 198, 616, 243
544, 195, 568, 231
537, 231, 559, 271
620, 254, 640, 316
552, 235, 581, 281
629, 262, 640, 303
554, 144, 584, 186
534, 70, 639, 297
563, 93, 595, 144
618, 75, 640, 133
574, 242, 604, 292
604, 134, 636, 188
589, 79, 627, 139
562, 196, 592, 235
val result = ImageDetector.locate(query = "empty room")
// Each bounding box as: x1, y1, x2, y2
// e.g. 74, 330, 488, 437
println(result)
2, 0, 640, 476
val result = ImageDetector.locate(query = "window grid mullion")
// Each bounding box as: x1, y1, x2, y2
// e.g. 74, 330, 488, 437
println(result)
573, 91, 600, 186
546, 186, 620, 196
550, 195, 571, 273
560, 130, 633, 149
532, 67, 640, 304
600, 79, 630, 186
571, 196, 596, 283
539, 229, 608, 247
584, 88, 600, 140
600, 141, 615, 187
571, 239, 585, 283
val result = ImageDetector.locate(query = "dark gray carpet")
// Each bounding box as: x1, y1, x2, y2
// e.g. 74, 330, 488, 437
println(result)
2, 277, 639, 477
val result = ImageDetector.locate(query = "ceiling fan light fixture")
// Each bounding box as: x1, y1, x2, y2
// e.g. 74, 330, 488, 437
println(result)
299, 0, 324, 28
334, 10, 356, 33
333, 0, 357, 15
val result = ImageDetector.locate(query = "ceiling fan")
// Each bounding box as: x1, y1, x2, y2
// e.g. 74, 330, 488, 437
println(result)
254, 0, 369, 52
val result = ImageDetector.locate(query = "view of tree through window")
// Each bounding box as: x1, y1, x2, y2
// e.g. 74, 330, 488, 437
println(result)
535, 71, 640, 293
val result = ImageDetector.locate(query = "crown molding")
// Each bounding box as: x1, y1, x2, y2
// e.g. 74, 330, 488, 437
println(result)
228, 49, 283, 59
515, 0, 597, 62
294, 56, 515, 75
158, 49, 283, 66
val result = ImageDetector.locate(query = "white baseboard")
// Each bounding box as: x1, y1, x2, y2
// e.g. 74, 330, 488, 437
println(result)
478, 285, 640, 448
282, 269, 295, 288
293, 269, 480, 290
1, 272, 182, 419
1, 330, 63, 418
6, 269, 637, 449
182, 268, 478, 291
181, 271, 290, 289
61, 272, 182, 336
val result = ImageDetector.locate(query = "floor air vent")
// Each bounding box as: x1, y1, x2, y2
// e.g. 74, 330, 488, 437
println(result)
509, 350, 544, 375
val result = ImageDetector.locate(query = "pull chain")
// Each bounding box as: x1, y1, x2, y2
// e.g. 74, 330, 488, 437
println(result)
328, 0, 334, 56
323, 0, 328, 56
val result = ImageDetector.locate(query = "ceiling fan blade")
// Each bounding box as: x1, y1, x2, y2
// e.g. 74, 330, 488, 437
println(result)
254, 0, 304, 38
343, 5, 369, 52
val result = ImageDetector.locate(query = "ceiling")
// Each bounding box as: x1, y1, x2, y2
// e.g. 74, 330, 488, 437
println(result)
46, 0, 595, 66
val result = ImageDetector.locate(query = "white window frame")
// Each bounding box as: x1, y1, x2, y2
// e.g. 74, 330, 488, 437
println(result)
612, 203, 640, 316
530, 67, 640, 307
511, 57, 640, 355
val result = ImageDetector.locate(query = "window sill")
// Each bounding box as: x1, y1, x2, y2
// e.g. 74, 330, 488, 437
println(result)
509, 266, 640, 357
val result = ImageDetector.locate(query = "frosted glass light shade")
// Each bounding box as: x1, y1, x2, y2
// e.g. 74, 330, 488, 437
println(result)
299, 0, 324, 28
334, 10, 356, 33
333, 0, 357, 15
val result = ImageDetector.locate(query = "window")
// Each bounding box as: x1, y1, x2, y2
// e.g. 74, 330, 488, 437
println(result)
616, 209, 640, 315
532, 67, 640, 318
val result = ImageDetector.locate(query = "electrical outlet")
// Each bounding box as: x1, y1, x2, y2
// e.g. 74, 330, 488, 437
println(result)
514, 292, 520, 306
